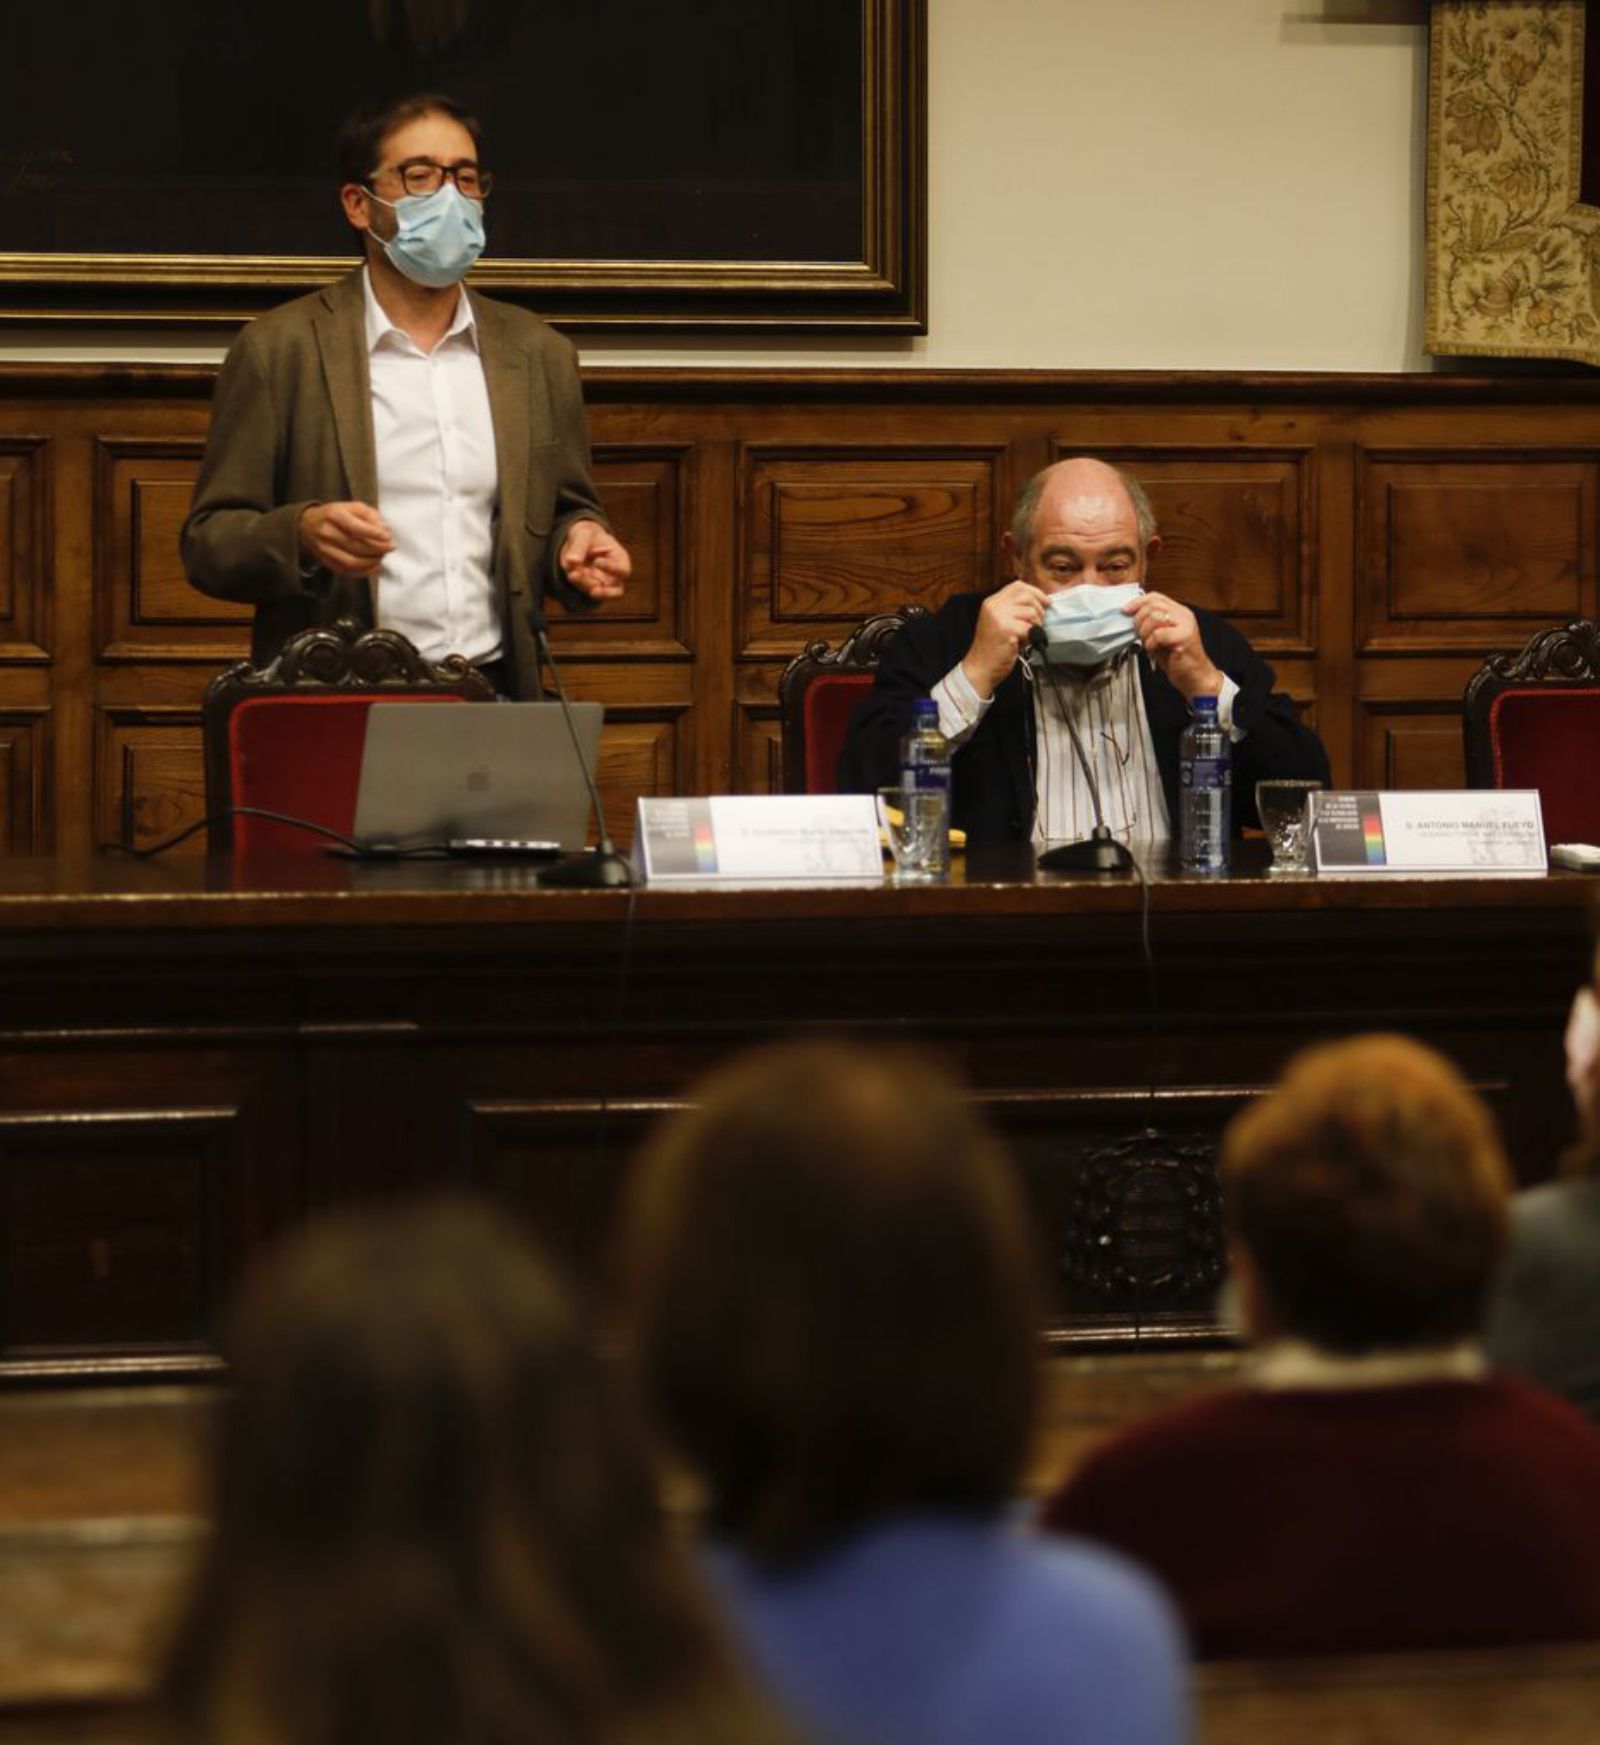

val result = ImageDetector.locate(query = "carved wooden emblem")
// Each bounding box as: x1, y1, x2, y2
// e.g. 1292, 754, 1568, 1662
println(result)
1061, 1128, 1226, 1306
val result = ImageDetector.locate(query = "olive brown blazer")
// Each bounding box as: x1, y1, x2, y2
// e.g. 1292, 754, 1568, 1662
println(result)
180, 266, 607, 698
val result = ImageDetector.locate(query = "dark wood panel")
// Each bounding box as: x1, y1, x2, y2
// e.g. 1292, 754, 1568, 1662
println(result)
95, 708, 205, 856
742, 449, 1001, 654
1359, 453, 1596, 653
0, 1111, 234, 1360
1356, 699, 1469, 791
94, 439, 248, 661
0, 851, 1589, 1376
734, 702, 784, 795
0, 436, 49, 662
582, 445, 694, 656
0, 709, 49, 855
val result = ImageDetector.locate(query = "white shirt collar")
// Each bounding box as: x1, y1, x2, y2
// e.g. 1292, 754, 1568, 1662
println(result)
361, 264, 478, 355
1251, 1338, 1488, 1391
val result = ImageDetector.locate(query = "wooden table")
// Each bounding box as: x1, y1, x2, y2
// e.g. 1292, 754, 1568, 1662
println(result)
1, 845, 1594, 1380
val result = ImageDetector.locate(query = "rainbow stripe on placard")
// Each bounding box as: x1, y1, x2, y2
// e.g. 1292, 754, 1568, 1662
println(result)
1362, 801, 1386, 865
693, 812, 718, 872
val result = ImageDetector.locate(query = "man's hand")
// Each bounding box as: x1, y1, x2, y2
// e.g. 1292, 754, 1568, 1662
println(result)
960, 581, 1051, 698
559, 519, 630, 601
1127, 592, 1223, 701
298, 502, 396, 579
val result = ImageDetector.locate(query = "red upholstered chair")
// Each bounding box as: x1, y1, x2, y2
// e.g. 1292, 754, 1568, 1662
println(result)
1463, 620, 1600, 844
777, 606, 929, 794
202, 619, 495, 855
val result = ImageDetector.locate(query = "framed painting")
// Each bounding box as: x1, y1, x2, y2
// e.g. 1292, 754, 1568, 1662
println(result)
0, 0, 925, 334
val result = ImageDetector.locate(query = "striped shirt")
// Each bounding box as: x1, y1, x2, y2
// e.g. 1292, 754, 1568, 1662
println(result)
1025, 649, 1169, 845
933, 649, 1243, 846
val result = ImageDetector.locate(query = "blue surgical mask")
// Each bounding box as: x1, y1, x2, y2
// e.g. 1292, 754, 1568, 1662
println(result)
371, 183, 485, 288
1037, 582, 1143, 668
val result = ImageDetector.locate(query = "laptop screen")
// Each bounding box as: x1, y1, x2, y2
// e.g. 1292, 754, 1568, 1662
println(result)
353, 701, 603, 850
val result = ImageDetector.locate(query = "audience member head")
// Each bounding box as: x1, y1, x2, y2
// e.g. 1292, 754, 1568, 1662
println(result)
619, 1039, 1043, 1568
165, 1200, 769, 1745
1222, 1034, 1512, 1356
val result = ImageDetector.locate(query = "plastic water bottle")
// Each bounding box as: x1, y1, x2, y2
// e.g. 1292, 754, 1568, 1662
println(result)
1179, 695, 1231, 874
899, 697, 952, 878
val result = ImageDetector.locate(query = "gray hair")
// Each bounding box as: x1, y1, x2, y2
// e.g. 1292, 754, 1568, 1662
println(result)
1010, 464, 1159, 553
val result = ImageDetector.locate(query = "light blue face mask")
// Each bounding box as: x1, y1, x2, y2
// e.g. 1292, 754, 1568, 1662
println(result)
371, 183, 486, 288
1036, 582, 1144, 668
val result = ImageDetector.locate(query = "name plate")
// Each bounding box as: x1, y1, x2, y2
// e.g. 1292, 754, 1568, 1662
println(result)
633, 795, 883, 882
1310, 790, 1547, 875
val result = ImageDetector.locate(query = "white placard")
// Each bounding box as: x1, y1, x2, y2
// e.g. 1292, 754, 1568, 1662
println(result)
633, 795, 884, 882
1310, 790, 1547, 875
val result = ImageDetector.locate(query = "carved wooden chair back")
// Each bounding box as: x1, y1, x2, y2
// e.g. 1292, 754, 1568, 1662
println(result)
201, 620, 495, 855
1463, 620, 1600, 844
776, 605, 930, 795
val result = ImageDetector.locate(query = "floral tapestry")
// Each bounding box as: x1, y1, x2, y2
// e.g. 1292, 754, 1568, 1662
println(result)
1427, 0, 1600, 363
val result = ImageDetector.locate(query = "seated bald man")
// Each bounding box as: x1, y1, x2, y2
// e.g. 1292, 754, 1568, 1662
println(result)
837, 458, 1329, 847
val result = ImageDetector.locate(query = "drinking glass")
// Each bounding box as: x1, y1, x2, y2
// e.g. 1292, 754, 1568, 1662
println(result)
1255, 778, 1322, 874
877, 786, 946, 881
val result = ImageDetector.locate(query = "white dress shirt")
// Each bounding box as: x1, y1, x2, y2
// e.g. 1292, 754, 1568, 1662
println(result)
362, 269, 501, 666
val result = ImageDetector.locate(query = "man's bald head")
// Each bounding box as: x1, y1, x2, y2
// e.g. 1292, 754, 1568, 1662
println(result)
1010, 459, 1158, 555
1002, 458, 1160, 595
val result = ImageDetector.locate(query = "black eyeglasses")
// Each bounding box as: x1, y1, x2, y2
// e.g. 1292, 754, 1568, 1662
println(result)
371, 159, 493, 199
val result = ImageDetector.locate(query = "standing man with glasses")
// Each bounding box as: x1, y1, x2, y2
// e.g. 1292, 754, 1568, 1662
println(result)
182, 93, 627, 698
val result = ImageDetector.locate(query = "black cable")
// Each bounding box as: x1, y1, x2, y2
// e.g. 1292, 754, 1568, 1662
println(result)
105, 806, 366, 858
1125, 840, 1157, 1343
103, 806, 469, 861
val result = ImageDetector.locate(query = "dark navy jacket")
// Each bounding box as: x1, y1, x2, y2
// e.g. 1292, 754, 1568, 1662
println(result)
837, 590, 1331, 843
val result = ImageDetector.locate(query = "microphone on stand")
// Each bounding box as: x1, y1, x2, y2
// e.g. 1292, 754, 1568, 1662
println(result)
526, 602, 634, 889
1027, 626, 1134, 875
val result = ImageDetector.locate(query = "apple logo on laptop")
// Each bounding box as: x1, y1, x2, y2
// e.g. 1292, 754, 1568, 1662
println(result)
467, 766, 491, 793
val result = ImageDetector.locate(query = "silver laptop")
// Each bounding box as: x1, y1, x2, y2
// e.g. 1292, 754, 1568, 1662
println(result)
352, 701, 602, 852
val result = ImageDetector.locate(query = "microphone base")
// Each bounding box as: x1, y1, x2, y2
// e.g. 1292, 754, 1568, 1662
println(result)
536, 848, 636, 889
1036, 831, 1135, 875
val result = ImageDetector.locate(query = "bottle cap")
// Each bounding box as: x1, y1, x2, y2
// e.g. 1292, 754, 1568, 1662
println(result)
1191, 694, 1220, 715
913, 697, 939, 722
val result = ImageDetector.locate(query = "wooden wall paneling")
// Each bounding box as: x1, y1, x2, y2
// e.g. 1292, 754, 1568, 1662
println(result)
95, 704, 206, 856
0, 710, 50, 854
0, 1009, 304, 1378
577, 443, 694, 657
733, 661, 783, 797
11, 368, 1600, 848
740, 446, 1005, 656
0, 1110, 234, 1363
1353, 657, 1485, 791
1311, 433, 1357, 790
93, 438, 245, 662
689, 437, 740, 795
0, 435, 50, 662
1357, 450, 1598, 655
